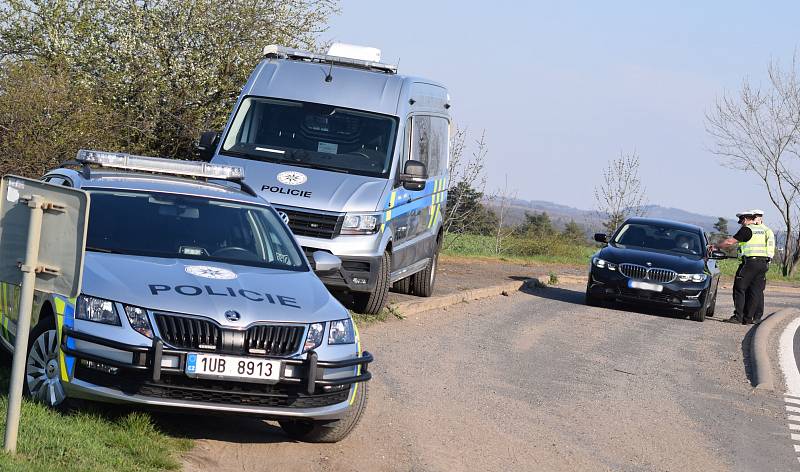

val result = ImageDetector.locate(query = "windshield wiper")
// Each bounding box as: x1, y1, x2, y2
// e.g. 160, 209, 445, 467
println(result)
86, 246, 124, 254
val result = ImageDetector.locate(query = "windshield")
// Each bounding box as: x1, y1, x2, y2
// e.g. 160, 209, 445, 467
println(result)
612, 223, 703, 256
221, 96, 398, 178
86, 190, 307, 271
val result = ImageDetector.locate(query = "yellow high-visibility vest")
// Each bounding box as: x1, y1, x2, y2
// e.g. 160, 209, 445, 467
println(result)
738, 224, 775, 258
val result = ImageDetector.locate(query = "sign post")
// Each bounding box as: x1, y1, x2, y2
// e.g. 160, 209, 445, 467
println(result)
0, 176, 88, 453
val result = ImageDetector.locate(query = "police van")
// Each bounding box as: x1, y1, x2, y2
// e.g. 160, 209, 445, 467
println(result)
199, 43, 451, 314
10, 150, 372, 443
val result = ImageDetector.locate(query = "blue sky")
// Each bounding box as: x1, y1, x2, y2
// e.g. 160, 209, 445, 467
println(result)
324, 0, 800, 227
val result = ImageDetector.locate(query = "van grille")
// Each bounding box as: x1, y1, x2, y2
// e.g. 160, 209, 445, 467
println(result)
245, 325, 305, 356
155, 314, 221, 350
619, 264, 677, 283
275, 207, 344, 239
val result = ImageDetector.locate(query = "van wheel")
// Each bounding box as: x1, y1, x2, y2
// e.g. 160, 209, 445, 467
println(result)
24, 318, 67, 407
411, 241, 440, 298
392, 276, 412, 294
279, 382, 368, 443
352, 251, 390, 315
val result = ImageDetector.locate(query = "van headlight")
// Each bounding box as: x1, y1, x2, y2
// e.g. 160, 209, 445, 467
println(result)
328, 319, 355, 345
677, 273, 707, 283
76, 295, 120, 325
304, 323, 324, 352
341, 212, 381, 235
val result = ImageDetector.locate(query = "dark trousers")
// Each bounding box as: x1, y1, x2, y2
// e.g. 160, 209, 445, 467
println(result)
732, 258, 768, 323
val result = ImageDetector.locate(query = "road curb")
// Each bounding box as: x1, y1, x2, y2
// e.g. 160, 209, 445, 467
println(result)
752, 308, 799, 391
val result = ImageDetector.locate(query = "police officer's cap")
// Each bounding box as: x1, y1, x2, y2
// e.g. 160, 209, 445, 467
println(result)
750, 209, 765, 216
735, 210, 754, 218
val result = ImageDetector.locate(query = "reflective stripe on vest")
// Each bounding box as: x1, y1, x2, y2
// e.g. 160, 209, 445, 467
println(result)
738, 224, 770, 258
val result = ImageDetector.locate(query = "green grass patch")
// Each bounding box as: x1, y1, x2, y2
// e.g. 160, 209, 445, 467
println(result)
442, 232, 595, 266
0, 367, 190, 472
718, 258, 800, 284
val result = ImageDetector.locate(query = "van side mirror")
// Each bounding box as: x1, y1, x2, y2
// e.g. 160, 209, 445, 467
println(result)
312, 251, 341, 274
196, 131, 220, 162
594, 233, 608, 243
399, 160, 427, 191
709, 249, 728, 260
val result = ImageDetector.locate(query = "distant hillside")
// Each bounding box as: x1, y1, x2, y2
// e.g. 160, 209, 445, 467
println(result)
486, 199, 721, 234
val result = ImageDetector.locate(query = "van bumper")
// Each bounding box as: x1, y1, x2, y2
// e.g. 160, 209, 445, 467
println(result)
303, 248, 380, 292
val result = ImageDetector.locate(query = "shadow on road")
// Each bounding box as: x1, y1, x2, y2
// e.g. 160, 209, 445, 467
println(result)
151, 412, 293, 444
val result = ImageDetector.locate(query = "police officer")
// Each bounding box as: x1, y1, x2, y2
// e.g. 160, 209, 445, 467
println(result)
717, 210, 775, 324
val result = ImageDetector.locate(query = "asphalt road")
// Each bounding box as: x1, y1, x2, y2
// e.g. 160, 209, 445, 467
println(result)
174, 284, 800, 472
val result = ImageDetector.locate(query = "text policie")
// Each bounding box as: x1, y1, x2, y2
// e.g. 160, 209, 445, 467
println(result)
148, 284, 301, 309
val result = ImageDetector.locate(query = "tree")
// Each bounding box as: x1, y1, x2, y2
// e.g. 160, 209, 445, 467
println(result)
0, 0, 337, 173
594, 151, 647, 233
706, 54, 800, 276
713, 217, 729, 235
518, 211, 554, 236
562, 220, 587, 243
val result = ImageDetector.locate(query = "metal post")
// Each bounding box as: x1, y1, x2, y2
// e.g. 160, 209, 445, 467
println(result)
4, 195, 44, 453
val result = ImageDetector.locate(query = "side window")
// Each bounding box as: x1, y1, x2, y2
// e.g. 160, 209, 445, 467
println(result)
407, 115, 449, 178
410, 115, 432, 172
43, 176, 72, 187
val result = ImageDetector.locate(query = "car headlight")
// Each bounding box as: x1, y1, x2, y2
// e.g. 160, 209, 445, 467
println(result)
76, 295, 120, 325
328, 319, 356, 345
341, 212, 381, 235
304, 323, 324, 352
592, 258, 617, 271
677, 273, 707, 283
123, 305, 153, 338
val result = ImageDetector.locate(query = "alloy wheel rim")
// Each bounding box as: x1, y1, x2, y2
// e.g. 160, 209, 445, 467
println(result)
26, 329, 66, 406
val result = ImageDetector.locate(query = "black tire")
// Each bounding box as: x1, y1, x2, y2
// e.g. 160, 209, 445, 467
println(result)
585, 281, 601, 307
706, 288, 718, 317
352, 251, 390, 315
410, 240, 440, 298
24, 317, 68, 407
280, 382, 368, 443
690, 305, 707, 322
392, 276, 412, 294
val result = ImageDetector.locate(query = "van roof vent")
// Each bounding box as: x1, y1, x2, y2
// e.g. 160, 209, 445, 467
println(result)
263, 44, 397, 74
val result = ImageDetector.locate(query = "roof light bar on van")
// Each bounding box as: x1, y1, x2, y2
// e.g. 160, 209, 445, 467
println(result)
75, 150, 245, 181
263, 44, 397, 74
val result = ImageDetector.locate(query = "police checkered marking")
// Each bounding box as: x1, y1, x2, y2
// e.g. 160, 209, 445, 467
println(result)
185, 265, 238, 280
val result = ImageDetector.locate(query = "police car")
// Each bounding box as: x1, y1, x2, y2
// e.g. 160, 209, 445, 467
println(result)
15, 150, 372, 443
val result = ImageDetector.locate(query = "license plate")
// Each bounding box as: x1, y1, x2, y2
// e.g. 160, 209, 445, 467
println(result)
629, 280, 664, 292
186, 353, 281, 383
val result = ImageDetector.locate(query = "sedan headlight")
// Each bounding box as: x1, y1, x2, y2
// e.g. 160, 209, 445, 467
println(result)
123, 305, 153, 338
341, 212, 381, 235
328, 319, 356, 345
677, 273, 707, 283
304, 322, 324, 352
76, 295, 120, 325
592, 258, 617, 271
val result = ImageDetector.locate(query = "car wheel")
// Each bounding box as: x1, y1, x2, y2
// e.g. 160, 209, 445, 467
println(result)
585, 281, 602, 307
410, 239, 440, 298
706, 288, 718, 317
352, 251, 390, 315
25, 318, 67, 407
279, 382, 368, 443
690, 305, 707, 322
392, 276, 412, 294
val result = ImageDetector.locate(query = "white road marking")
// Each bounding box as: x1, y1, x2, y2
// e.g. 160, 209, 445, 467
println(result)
789, 415, 800, 422
788, 398, 800, 407
779, 316, 800, 468
790, 423, 800, 431
788, 406, 800, 414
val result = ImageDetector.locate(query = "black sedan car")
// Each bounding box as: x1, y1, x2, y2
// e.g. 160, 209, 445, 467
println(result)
586, 217, 726, 321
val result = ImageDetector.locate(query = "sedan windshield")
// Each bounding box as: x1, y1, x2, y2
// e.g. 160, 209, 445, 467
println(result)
221, 97, 398, 178
86, 190, 307, 271
612, 223, 703, 256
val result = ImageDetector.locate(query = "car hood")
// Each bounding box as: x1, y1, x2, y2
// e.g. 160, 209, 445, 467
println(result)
214, 155, 387, 213
81, 252, 346, 325
598, 245, 705, 273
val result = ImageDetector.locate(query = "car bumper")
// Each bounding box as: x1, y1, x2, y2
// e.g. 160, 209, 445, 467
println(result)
60, 327, 373, 420
587, 269, 709, 310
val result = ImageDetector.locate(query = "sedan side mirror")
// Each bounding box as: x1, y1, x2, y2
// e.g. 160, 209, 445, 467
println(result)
594, 233, 608, 243
196, 130, 221, 162
399, 160, 427, 191
709, 249, 728, 260
312, 251, 342, 274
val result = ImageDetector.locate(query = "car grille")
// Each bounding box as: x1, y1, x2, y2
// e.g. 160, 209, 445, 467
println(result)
619, 264, 677, 283
245, 325, 305, 356
275, 206, 344, 239
155, 313, 221, 350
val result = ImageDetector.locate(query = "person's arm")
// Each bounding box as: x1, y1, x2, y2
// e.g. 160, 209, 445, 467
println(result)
717, 237, 738, 249
718, 226, 752, 249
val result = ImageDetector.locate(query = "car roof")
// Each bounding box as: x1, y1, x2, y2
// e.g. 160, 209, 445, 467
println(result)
622, 217, 704, 233
45, 168, 271, 206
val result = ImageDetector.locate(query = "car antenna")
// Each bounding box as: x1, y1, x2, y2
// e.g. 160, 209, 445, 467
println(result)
324, 61, 333, 82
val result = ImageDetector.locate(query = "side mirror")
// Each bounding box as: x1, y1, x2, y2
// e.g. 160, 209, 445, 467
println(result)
399, 160, 427, 191
196, 131, 221, 162
594, 233, 608, 243
709, 249, 728, 260
312, 251, 341, 274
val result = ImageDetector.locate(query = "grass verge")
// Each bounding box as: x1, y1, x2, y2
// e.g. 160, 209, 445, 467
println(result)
0, 365, 190, 472
442, 233, 595, 266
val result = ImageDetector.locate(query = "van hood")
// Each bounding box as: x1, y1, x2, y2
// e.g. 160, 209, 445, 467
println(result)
81, 252, 346, 325
214, 155, 387, 213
